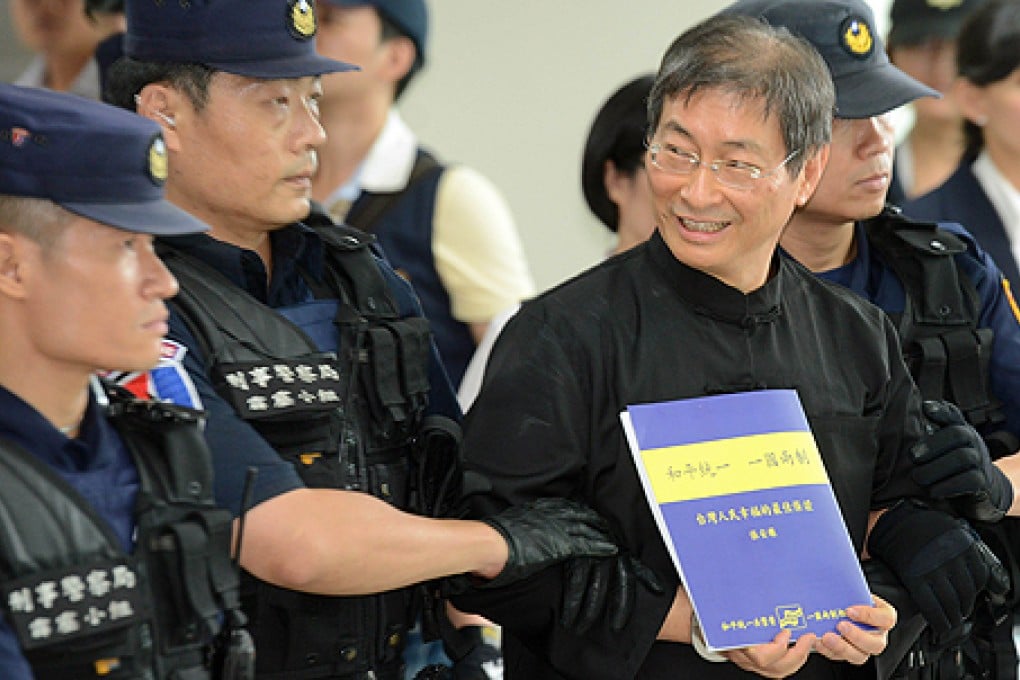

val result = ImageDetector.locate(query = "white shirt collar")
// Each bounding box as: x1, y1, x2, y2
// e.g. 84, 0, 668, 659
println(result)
326, 109, 418, 207
972, 150, 1020, 265
15, 56, 101, 101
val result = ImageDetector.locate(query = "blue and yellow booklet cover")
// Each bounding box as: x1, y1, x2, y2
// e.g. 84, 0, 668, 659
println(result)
620, 389, 872, 652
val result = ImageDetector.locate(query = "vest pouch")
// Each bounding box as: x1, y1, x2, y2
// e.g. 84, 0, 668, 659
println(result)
358, 319, 431, 442
144, 517, 231, 676
210, 356, 347, 473
2, 557, 151, 679
365, 444, 413, 509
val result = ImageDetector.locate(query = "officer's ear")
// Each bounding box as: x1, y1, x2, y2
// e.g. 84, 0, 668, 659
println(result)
0, 231, 27, 300
135, 84, 181, 149
380, 34, 417, 85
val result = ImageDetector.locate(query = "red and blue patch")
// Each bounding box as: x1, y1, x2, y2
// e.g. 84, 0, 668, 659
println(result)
103, 340, 203, 409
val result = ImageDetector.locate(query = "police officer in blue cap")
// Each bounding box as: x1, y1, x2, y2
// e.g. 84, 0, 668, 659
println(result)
722, 1, 1020, 678
0, 83, 253, 679
102, 2, 631, 679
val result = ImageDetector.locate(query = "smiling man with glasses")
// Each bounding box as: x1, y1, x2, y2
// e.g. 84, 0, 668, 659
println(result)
442, 11, 988, 680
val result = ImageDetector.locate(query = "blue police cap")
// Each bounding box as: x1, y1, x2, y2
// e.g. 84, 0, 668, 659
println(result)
0, 84, 207, 236
324, 0, 429, 61
125, 0, 358, 79
720, 0, 939, 118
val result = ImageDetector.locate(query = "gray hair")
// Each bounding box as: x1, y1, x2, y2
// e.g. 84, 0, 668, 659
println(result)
647, 14, 835, 176
0, 195, 74, 249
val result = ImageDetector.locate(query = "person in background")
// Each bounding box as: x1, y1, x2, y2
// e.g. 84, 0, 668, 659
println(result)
9, 0, 106, 99
886, 0, 987, 205
458, 74, 657, 411
0, 82, 249, 680
723, 0, 1020, 677
104, 1, 631, 678
904, 0, 1020, 286
580, 73, 659, 256
310, 0, 536, 389
82, 0, 125, 99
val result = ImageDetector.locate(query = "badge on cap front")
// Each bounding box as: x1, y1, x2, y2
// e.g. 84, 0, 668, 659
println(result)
288, 0, 316, 39
840, 17, 873, 58
148, 136, 168, 185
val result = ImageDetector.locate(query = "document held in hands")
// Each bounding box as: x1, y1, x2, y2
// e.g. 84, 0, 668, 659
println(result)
620, 389, 872, 652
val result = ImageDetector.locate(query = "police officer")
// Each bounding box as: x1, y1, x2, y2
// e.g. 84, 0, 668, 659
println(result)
722, 0, 1020, 677
0, 83, 251, 679
102, 2, 629, 679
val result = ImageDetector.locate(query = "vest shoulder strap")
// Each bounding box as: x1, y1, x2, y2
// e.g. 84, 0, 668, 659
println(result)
344, 148, 444, 234
0, 436, 121, 578
865, 208, 1006, 433
156, 241, 321, 365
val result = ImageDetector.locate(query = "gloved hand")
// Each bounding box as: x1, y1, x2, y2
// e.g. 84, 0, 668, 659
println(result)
413, 415, 464, 519
482, 498, 619, 589
911, 400, 1013, 522
561, 554, 664, 634
449, 625, 503, 680
867, 500, 1009, 638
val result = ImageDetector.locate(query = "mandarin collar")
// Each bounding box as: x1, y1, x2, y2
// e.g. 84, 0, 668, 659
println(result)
645, 230, 784, 328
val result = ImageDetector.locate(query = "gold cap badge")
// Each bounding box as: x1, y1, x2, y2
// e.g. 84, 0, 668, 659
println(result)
289, 0, 316, 39
148, 136, 168, 184
927, 0, 965, 9
841, 17, 873, 58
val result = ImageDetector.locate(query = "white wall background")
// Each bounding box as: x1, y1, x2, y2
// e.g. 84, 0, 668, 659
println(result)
1, 0, 894, 292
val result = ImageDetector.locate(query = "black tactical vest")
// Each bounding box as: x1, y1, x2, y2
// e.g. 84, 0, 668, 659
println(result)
0, 385, 249, 680
866, 207, 1020, 680
865, 207, 1013, 453
157, 224, 433, 679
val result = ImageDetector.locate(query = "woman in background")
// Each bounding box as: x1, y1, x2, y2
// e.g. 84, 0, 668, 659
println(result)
904, 0, 1020, 286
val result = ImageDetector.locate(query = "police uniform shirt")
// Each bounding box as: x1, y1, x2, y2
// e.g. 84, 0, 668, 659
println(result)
0, 384, 140, 678
811, 219, 1020, 439
162, 221, 460, 517
454, 231, 927, 680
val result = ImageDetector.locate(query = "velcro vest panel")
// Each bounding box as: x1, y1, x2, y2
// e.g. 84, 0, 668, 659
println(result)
157, 226, 430, 678
0, 389, 244, 680
865, 209, 1008, 438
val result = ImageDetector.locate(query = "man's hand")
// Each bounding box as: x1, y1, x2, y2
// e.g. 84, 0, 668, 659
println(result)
560, 554, 664, 634
866, 500, 1008, 637
723, 629, 815, 678
813, 595, 896, 664
482, 498, 618, 588
912, 400, 1013, 522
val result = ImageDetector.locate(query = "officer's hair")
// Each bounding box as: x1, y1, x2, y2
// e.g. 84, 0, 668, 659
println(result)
647, 14, 834, 177
956, 0, 1020, 161
0, 196, 73, 250
104, 57, 216, 113
84, 0, 124, 20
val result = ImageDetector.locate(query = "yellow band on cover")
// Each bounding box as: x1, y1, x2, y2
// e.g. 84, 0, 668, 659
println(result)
641, 431, 827, 503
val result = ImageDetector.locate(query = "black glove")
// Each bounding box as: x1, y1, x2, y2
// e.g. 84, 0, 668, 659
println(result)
413, 415, 464, 518
911, 400, 1013, 522
449, 625, 502, 680
867, 500, 1009, 637
482, 498, 619, 589
561, 554, 664, 634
